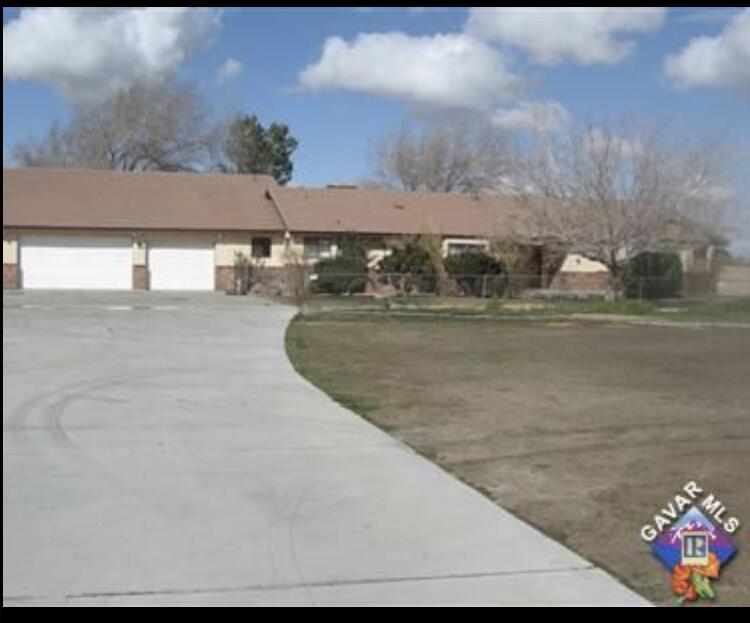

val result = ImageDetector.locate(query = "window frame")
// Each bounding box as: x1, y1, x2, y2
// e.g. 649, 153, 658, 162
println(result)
445, 240, 489, 257
251, 236, 272, 259
303, 237, 335, 260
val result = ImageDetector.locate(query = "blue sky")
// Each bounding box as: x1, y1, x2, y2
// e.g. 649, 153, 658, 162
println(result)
3, 7, 749, 249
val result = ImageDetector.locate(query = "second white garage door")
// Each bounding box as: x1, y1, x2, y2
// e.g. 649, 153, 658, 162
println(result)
148, 241, 215, 291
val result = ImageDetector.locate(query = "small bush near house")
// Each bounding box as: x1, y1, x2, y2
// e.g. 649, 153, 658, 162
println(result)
378, 239, 433, 274
444, 250, 506, 297
231, 251, 251, 295
623, 252, 683, 300
314, 234, 368, 295
378, 239, 438, 294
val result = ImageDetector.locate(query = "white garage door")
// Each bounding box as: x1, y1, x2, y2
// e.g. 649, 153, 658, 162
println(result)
148, 241, 215, 291
20, 235, 133, 290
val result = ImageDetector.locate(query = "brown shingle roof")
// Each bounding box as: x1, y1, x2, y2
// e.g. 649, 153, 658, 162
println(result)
274, 186, 524, 237
3, 168, 528, 238
3, 167, 283, 231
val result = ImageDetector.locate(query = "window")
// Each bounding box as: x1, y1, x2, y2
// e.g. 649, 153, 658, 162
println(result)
251, 237, 271, 259
446, 242, 487, 257
304, 237, 334, 259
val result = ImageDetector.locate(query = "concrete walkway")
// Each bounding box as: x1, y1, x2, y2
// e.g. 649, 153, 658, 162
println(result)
3, 292, 648, 606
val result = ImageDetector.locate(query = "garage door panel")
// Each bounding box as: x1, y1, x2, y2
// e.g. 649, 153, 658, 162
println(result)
20, 236, 132, 290
148, 243, 215, 291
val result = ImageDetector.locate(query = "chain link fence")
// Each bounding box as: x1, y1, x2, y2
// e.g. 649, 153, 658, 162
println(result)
309, 271, 533, 299
298, 270, 750, 301
228, 261, 750, 302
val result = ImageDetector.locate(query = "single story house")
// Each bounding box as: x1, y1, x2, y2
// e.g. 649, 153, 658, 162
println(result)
3, 167, 722, 294
3, 167, 523, 292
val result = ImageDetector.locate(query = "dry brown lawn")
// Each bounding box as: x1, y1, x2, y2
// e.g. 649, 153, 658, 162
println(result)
287, 315, 750, 606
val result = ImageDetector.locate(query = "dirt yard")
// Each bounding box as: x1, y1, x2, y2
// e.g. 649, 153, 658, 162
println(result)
287, 315, 750, 606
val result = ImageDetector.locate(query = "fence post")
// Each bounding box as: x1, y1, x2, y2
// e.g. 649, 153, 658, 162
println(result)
481, 274, 488, 298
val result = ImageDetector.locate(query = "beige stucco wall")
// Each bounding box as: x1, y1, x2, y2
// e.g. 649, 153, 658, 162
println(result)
717, 265, 750, 297
132, 238, 147, 265
141, 231, 216, 245
215, 233, 251, 267
266, 234, 289, 268
214, 232, 291, 268
559, 253, 609, 274
283, 235, 306, 265
3, 234, 18, 265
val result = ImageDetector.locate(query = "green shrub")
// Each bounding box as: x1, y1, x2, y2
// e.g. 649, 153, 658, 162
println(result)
378, 240, 433, 274
378, 242, 507, 297
623, 252, 683, 300
444, 250, 506, 297
314, 234, 368, 295
444, 250, 504, 275
378, 240, 437, 293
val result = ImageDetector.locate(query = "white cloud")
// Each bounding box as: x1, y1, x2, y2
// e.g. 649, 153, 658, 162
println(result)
674, 8, 742, 26
491, 100, 571, 133
299, 32, 523, 109
3, 7, 221, 103
466, 7, 666, 65
216, 57, 243, 85
665, 8, 750, 93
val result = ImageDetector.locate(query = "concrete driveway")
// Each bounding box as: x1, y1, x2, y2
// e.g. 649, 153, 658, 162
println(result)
3, 292, 648, 606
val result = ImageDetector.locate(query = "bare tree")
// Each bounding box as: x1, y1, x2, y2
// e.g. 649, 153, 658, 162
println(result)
370, 115, 518, 194
12, 121, 78, 168
13, 82, 220, 172
515, 122, 729, 298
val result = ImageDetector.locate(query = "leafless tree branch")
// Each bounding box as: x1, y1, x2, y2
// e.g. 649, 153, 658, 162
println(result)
369, 115, 519, 194
13, 81, 220, 172
514, 121, 729, 296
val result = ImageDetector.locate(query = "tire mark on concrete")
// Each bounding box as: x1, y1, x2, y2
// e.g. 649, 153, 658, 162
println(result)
6, 372, 146, 455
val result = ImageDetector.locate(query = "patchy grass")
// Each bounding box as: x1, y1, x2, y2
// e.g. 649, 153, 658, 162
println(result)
573, 299, 656, 315
487, 298, 657, 317
287, 315, 750, 606
661, 297, 750, 323
301, 295, 486, 315
299, 294, 750, 326
286, 321, 382, 426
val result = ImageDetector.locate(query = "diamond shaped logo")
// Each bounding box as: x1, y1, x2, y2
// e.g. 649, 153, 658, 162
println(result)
652, 507, 738, 571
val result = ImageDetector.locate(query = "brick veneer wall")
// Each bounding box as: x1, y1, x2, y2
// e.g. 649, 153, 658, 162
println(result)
253, 266, 294, 296
3, 264, 19, 289
550, 271, 609, 292
717, 265, 750, 297
215, 266, 234, 293
133, 265, 148, 290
